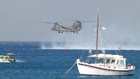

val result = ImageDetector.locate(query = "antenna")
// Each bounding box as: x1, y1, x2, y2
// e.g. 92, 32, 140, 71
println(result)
97, 6, 99, 14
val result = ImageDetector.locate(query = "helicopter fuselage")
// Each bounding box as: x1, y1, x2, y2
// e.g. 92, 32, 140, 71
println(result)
51, 21, 82, 33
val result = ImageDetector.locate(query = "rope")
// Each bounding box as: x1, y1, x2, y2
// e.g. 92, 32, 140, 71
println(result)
86, 27, 96, 62
99, 28, 105, 54
62, 61, 76, 76
62, 49, 87, 76
102, 32, 122, 55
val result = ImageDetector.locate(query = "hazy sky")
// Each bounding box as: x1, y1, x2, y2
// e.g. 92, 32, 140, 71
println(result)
0, 0, 140, 49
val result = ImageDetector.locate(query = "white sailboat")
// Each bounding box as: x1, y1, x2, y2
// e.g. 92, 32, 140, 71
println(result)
76, 11, 135, 76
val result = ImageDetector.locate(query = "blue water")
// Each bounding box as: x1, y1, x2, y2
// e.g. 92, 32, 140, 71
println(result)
0, 42, 139, 79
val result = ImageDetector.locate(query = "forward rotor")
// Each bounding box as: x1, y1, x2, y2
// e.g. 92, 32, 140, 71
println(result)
37, 21, 62, 24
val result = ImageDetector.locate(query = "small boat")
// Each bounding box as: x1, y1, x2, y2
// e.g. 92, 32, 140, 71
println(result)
0, 53, 16, 63
76, 11, 135, 76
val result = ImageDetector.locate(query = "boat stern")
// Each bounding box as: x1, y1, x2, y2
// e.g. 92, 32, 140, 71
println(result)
8, 58, 16, 63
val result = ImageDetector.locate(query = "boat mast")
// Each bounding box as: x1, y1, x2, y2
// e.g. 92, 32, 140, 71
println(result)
95, 11, 99, 63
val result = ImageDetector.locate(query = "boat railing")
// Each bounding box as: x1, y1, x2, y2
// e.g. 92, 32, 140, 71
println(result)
127, 64, 135, 69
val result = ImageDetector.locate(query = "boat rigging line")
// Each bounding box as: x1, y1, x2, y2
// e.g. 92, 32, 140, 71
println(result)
86, 27, 96, 63
62, 50, 86, 76
102, 31, 122, 55
62, 61, 76, 76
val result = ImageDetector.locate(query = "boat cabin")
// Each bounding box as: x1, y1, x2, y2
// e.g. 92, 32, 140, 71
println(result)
105, 58, 126, 65
89, 54, 127, 69
0, 55, 10, 60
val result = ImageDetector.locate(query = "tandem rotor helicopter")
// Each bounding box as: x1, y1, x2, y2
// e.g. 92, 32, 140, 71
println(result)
38, 20, 94, 34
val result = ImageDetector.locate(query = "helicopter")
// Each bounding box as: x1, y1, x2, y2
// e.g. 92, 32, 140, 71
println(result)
39, 20, 93, 34
39, 20, 82, 33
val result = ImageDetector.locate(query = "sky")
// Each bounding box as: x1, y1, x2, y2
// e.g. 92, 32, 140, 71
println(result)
0, 0, 140, 49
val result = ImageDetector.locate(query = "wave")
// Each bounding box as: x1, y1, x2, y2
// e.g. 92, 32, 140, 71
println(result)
16, 59, 26, 62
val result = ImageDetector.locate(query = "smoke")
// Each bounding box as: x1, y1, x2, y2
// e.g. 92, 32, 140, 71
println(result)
100, 22, 140, 50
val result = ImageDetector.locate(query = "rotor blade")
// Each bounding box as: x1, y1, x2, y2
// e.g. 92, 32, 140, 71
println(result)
38, 22, 54, 24
37, 21, 61, 24
65, 19, 95, 22
80, 21, 96, 22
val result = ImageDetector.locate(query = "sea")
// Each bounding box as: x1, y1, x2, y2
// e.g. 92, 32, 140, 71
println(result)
0, 42, 139, 79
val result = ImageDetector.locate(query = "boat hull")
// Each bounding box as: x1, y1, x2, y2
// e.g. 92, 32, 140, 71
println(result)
0, 59, 10, 63
76, 59, 134, 76
0, 58, 16, 63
